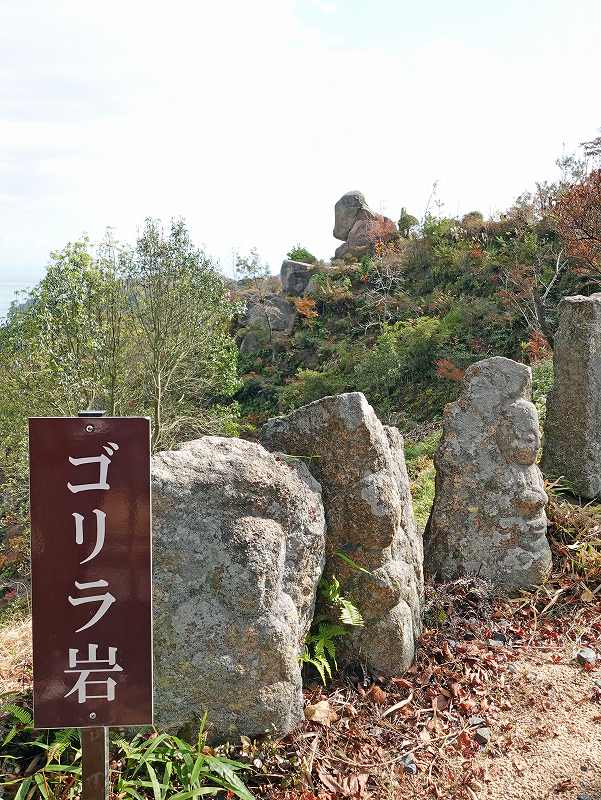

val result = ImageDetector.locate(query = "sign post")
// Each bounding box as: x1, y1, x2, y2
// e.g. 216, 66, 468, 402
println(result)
29, 414, 152, 800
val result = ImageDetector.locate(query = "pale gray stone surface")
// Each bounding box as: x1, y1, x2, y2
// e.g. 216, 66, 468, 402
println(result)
241, 294, 297, 334
280, 259, 314, 296
424, 357, 551, 592
261, 392, 422, 676
152, 436, 326, 740
542, 293, 601, 498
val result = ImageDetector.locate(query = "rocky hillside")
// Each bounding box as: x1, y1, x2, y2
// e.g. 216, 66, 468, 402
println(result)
233, 190, 583, 434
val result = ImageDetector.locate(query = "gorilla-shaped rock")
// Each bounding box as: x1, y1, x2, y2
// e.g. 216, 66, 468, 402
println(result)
333, 190, 398, 259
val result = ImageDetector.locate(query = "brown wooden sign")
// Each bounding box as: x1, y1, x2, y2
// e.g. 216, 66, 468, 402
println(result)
29, 417, 152, 729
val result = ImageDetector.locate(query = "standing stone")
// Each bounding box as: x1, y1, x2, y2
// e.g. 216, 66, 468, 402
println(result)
542, 293, 601, 498
261, 392, 422, 676
152, 436, 326, 740
425, 357, 551, 592
281, 259, 314, 296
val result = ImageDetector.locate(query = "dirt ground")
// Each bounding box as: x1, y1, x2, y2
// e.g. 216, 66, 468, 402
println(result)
1, 586, 601, 800
464, 657, 601, 800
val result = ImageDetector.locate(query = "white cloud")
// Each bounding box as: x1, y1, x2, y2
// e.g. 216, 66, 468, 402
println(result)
0, 0, 600, 315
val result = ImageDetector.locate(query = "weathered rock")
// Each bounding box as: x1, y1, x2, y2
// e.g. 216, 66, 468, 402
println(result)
333, 191, 398, 259
280, 259, 314, 296
242, 294, 297, 335
334, 190, 371, 241
152, 436, 326, 740
239, 328, 266, 355
424, 357, 551, 592
475, 727, 492, 746
261, 392, 423, 676
542, 293, 601, 498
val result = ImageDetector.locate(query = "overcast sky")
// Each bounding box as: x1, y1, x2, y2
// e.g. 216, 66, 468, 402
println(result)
1, 0, 600, 315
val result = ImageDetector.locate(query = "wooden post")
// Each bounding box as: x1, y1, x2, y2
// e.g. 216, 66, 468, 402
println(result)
81, 727, 109, 800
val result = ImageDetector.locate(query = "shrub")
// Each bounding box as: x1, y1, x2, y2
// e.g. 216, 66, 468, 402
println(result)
278, 369, 347, 411
287, 244, 317, 264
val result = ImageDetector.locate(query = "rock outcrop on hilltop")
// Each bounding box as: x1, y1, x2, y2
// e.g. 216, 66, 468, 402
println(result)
333, 190, 398, 259
280, 259, 316, 296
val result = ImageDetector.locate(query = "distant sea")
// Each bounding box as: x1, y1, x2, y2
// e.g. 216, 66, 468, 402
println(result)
0, 274, 43, 320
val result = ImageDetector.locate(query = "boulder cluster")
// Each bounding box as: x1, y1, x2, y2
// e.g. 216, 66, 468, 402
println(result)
150, 192, 601, 743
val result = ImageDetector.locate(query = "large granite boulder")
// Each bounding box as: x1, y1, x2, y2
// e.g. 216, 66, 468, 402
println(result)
425, 357, 551, 592
238, 294, 297, 354
542, 293, 601, 498
281, 259, 314, 296
242, 294, 297, 334
261, 392, 422, 676
333, 191, 398, 259
152, 436, 326, 740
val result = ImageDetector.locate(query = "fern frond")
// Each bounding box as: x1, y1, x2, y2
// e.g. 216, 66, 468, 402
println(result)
1, 703, 33, 726
47, 728, 78, 762
335, 551, 373, 575
339, 600, 364, 627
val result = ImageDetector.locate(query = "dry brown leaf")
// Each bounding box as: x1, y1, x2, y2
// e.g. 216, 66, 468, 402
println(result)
305, 699, 338, 726
553, 777, 575, 792
366, 684, 387, 705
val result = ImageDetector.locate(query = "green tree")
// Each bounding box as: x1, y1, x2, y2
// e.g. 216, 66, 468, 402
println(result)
286, 244, 317, 264
233, 247, 270, 286
397, 207, 418, 238
122, 218, 241, 449
0, 219, 241, 533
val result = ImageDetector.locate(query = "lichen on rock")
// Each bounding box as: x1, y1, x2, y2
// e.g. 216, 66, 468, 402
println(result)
424, 356, 551, 592
152, 436, 326, 740
261, 392, 423, 676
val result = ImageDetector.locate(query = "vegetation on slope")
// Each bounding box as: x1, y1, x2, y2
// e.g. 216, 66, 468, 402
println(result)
235, 163, 594, 434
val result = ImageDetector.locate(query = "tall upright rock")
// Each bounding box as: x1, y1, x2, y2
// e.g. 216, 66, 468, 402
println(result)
152, 436, 326, 740
542, 293, 601, 498
261, 392, 422, 676
333, 191, 398, 260
425, 357, 551, 592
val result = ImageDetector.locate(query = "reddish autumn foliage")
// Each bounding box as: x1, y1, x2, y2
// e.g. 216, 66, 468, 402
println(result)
553, 168, 601, 275
293, 297, 319, 319
524, 329, 551, 363
435, 358, 465, 382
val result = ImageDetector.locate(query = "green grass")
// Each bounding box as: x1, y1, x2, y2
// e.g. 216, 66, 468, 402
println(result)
411, 462, 436, 529
404, 427, 441, 529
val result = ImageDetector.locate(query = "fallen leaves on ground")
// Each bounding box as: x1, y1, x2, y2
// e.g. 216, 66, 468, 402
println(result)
258, 573, 601, 800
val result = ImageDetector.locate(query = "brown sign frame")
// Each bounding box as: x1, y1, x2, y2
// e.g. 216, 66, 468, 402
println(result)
29, 416, 153, 729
